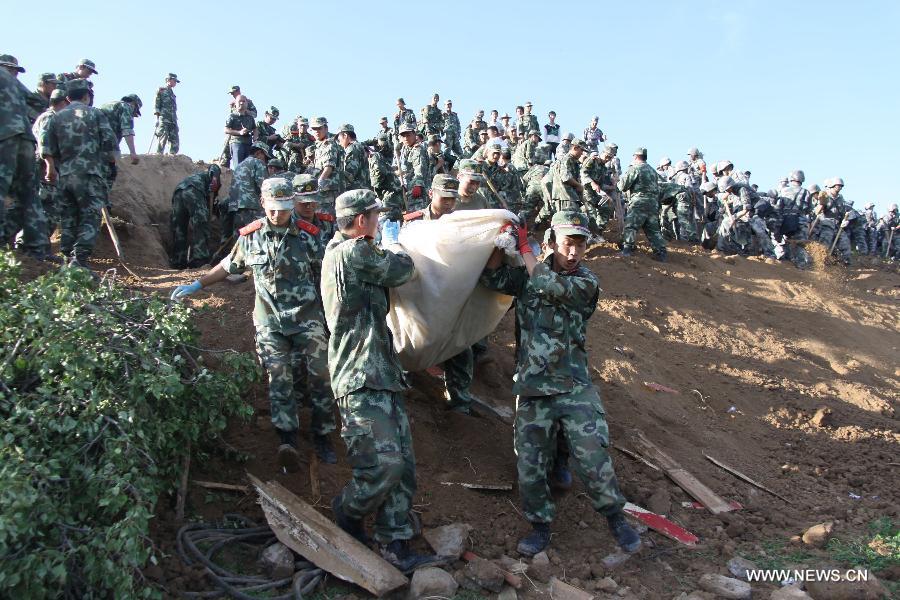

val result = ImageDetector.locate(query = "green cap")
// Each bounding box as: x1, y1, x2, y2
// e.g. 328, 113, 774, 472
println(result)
261, 178, 295, 210
0, 54, 25, 73
229, 85, 241, 94
633, 147, 647, 158
167, 73, 180, 82
335, 189, 386, 219
551, 210, 591, 238
571, 139, 587, 150
49, 89, 66, 101
292, 174, 320, 201
267, 106, 279, 118
427, 134, 441, 145
487, 142, 502, 154
431, 174, 459, 197
78, 59, 98, 74
528, 129, 541, 139
457, 159, 484, 181
65, 78, 91, 94
398, 122, 416, 134
339, 123, 355, 134
39, 72, 58, 83
297, 116, 309, 125
310, 116, 327, 128
251, 141, 272, 158
267, 157, 286, 170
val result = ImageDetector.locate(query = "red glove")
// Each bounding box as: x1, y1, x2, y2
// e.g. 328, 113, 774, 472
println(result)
515, 221, 531, 255
411, 185, 423, 199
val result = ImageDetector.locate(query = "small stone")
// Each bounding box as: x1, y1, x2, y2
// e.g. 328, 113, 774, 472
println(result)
727, 556, 758, 580
770, 584, 813, 599
464, 557, 505, 593
801, 522, 834, 547
498, 585, 518, 600
409, 567, 458, 600
805, 570, 888, 600
698, 574, 751, 599
454, 569, 481, 592
601, 551, 633, 570
809, 407, 833, 428
578, 520, 589, 529
259, 542, 294, 579
529, 552, 552, 583
423, 523, 472, 559
597, 576, 618, 593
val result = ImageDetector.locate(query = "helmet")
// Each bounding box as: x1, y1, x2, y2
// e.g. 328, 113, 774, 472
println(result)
687, 147, 700, 157
717, 176, 735, 193
789, 170, 805, 183
673, 160, 690, 174
828, 177, 845, 188
716, 159, 733, 173
700, 181, 717, 194
864, 202, 874, 210
658, 156, 671, 168
889, 203, 898, 213
807, 183, 821, 194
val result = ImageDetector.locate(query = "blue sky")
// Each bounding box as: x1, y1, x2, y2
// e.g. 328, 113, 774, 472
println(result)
8, 0, 900, 214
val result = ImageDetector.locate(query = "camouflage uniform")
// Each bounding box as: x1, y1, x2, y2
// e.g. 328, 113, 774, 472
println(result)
41, 96, 116, 263
845, 203, 868, 256
580, 154, 612, 237
523, 164, 551, 223
341, 140, 370, 191
657, 181, 683, 241
519, 113, 539, 137
813, 189, 851, 263
583, 126, 604, 153
283, 131, 315, 172
170, 168, 216, 266
322, 224, 417, 545
462, 124, 481, 157
876, 209, 899, 258
862, 205, 878, 255
98, 100, 135, 189
221, 216, 335, 437
442, 109, 462, 156
0, 69, 47, 255
549, 152, 582, 213
227, 155, 268, 233
154, 85, 179, 154
393, 108, 416, 133
420, 103, 444, 136
369, 149, 405, 220
399, 142, 430, 211
314, 137, 344, 212
32, 99, 64, 236
483, 159, 520, 210
671, 169, 699, 241
480, 252, 626, 524
619, 159, 666, 254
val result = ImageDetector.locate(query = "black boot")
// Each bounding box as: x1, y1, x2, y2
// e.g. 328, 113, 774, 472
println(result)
313, 434, 337, 464
380, 539, 443, 574
652, 248, 668, 262
276, 429, 300, 472
549, 457, 573, 492
331, 495, 369, 545
516, 522, 550, 557
606, 511, 641, 553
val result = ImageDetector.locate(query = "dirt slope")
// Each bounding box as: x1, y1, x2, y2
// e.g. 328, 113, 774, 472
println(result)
80, 157, 898, 598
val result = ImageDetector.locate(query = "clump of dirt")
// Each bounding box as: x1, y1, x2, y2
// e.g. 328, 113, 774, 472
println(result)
69, 159, 900, 598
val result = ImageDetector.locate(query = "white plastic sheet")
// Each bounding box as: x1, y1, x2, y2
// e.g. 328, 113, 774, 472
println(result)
387, 209, 517, 371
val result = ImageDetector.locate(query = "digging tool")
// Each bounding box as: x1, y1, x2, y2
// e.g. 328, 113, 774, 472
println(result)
806, 212, 821, 238
148, 115, 159, 153
829, 216, 848, 255
101, 206, 124, 259
482, 170, 509, 210
885, 227, 896, 259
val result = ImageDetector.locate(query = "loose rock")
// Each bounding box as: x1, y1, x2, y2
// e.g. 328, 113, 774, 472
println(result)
809, 407, 833, 428
259, 542, 294, 579
498, 585, 518, 600
727, 556, 759, 580
801, 522, 834, 547
698, 574, 752, 599
464, 557, 505, 593
597, 577, 618, 593
423, 523, 472, 559
805, 570, 888, 600
409, 567, 458, 600
529, 551, 552, 583
770, 584, 813, 599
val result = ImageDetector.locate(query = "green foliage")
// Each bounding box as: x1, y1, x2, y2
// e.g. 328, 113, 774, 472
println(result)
0, 251, 259, 599
827, 518, 899, 572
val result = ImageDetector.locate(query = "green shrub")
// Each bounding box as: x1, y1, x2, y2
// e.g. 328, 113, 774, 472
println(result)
0, 252, 259, 598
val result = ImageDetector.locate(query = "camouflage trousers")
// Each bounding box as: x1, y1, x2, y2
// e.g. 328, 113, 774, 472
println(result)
847, 219, 868, 255
659, 202, 679, 241
444, 135, 463, 158
1, 135, 47, 255
255, 324, 336, 435
515, 386, 626, 523
442, 347, 474, 411
336, 388, 416, 544
58, 173, 107, 262
676, 195, 698, 242
170, 187, 210, 266
582, 189, 613, 236
864, 227, 878, 256
155, 120, 179, 154
748, 215, 775, 257
622, 198, 666, 253
814, 219, 852, 263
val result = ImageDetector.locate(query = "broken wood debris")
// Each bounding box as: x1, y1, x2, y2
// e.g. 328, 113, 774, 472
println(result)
630, 430, 735, 514
643, 381, 680, 394
704, 454, 792, 504
247, 474, 408, 597
440, 481, 513, 491
681, 500, 743, 511
192, 480, 250, 493
624, 502, 699, 546
613, 445, 661, 471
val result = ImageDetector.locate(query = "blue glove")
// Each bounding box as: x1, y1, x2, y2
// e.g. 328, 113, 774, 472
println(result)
381, 220, 401, 246
171, 280, 202, 301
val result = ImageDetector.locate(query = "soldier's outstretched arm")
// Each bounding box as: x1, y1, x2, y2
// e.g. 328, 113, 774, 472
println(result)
352, 240, 416, 288
529, 264, 599, 313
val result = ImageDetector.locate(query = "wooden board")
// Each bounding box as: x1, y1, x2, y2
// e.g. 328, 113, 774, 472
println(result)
248, 474, 408, 597
630, 431, 735, 515
624, 502, 699, 546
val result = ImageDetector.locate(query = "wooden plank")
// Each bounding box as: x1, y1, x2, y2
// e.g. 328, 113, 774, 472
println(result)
681, 500, 743, 511
613, 445, 661, 471
247, 474, 408, 597
704, 454, 792, 504
623, 502, 699, 546
440, 481, 513, 491
193, 480, 250, 493
631, 431, 735, 515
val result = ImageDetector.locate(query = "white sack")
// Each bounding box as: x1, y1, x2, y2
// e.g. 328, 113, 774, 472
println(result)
387, 209, 516, 371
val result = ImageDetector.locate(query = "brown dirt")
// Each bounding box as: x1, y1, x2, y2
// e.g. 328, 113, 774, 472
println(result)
46, 157, 900, 598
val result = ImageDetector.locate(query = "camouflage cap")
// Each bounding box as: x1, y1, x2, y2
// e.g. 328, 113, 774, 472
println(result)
427, 134, 442, 145
398, 122, 416, 134
658, 156, 671, 167
431, 174, 459, 198
716, 159, 733, 172
123, 94, 142, 115
297, 116, 309, 125
864, 202, 875, 210
525, 101, 533, 107
267, 157, 286, 170
251, 141, 272, 158
633, 147, 647, 158
0, 54, 25, 73
528, 129, 541, 139
687, 147, 700, 157
335, 189, 386, 219
551, 210, 591, 238
457, 159, 484, 181
267, 106, 280, 118
309, 116, 327, 128
78, 59, 98, 74
606, 142, 618, 152
292, 174, 320, 201
397, 97, 405, 104
889, 203, 898, 213
827, 177, 845, 188
379, 115, 388, 122
167, 73, 180, 82
339, 123, 355, 134
673, 160, 689, 173
39, 72, 59, 83
261, 178, 295, 210
571, 139, 587, 150
501, 113, 511, 120
228, 85, 241, 94
64, 78, 91, 94
49, 89, 66, 101
563, 132, 575, 141
488, 142, 503, 154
